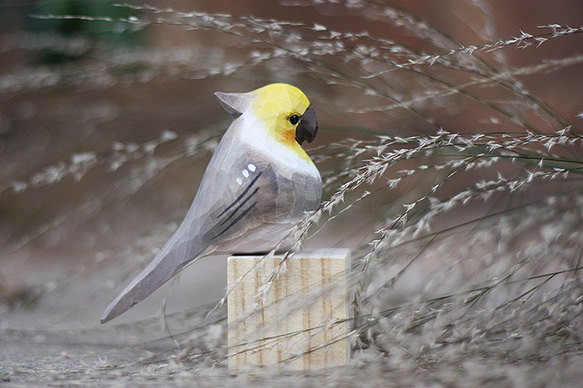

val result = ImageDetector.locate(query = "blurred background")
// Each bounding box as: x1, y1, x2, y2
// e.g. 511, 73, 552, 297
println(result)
1, 0, 583, 386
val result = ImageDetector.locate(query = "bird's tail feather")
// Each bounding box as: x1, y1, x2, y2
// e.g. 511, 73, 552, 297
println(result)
101, 229, 207, 324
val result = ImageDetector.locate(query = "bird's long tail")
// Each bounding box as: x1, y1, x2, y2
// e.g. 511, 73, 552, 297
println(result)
101, 223, 208, 324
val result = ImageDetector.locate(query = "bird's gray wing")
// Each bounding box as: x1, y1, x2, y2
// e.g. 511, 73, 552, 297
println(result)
100, 124, 280, 323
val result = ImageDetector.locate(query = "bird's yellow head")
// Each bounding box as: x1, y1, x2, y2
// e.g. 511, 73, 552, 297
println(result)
251, 83, 318, 162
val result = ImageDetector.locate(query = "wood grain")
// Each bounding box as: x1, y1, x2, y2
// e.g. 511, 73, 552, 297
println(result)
227, 249, 350, 372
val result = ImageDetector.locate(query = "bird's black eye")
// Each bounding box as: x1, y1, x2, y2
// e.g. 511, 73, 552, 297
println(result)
289, 114, 300, 125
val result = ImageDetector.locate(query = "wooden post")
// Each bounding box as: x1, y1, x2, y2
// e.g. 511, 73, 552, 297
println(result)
227, 248, 350, 372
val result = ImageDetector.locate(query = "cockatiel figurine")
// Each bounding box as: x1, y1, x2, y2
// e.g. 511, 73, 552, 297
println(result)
101, 83, 322, 323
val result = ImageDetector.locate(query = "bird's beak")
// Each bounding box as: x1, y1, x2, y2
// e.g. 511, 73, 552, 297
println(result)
295, 107, 319, 145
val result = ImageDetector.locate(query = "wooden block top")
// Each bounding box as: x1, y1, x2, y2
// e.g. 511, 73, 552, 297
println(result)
229, 247, 351, 259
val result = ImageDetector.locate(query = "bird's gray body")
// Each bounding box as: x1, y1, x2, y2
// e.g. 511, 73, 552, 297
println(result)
101, 89, 321, 323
